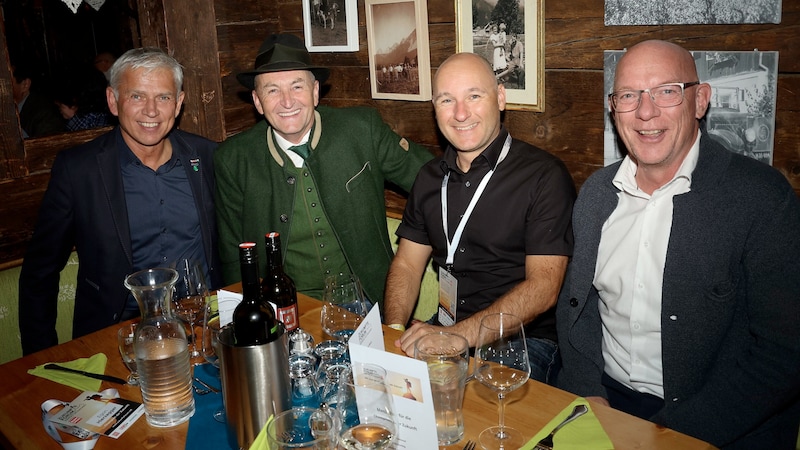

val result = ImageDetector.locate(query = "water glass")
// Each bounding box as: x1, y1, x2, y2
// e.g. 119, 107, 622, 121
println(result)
267, 406, 339, 449
414, 331, 469, 446
320, 273, 368, 341
117, 323, 139, 385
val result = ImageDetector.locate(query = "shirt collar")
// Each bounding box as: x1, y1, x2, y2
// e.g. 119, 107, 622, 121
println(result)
440, 127, 509, 174
613, 132, 701, 196
117, 128, 180, 170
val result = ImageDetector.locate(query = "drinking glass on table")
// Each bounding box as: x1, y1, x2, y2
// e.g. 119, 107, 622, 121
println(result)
414, 331, 470, 446
200, 295, 226, 423
267, 406, 339, 449
474, 313, 531, 449
320, 273, 369, 341
117, 323, 139, 385
171, 259, 209, 361
336, 363, 397, 450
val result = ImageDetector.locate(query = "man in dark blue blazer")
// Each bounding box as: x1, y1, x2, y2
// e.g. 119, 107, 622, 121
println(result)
18, 48, 220, 355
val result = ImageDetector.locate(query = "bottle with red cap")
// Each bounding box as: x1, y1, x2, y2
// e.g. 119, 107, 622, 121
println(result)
261, 232, 299, 333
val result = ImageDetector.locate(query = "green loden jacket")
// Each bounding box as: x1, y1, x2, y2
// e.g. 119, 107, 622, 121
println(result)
214, 105, 433, 309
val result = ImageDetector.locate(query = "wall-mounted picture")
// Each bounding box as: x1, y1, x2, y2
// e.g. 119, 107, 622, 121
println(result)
365, 0, 432, 101
303, 0, 359, 52
603, 50, 779, 167
605, 0, 782, 25
456, 0, 544, 111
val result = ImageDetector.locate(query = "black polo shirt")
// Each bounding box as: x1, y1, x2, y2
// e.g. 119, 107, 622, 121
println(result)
397, 128, 575, 341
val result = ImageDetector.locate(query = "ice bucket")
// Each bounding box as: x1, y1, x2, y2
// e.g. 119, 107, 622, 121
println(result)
218, 324, 291, 449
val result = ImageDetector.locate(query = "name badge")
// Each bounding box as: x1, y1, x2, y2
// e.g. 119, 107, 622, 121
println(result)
437, 266, 457, 326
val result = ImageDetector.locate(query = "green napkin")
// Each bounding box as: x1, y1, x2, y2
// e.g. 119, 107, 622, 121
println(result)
521, 398, 614, 450
28, 353, 108, 392
249, 414, 274, 450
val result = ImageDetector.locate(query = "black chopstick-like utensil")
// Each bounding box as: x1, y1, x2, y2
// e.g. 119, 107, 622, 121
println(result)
44, 363, 128, 385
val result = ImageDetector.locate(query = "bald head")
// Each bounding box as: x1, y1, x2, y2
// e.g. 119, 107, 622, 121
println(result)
433, 53, 498, 98
615, 40, 699, 88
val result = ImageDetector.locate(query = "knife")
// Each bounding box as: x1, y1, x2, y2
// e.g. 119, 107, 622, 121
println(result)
44, 363, 128, 385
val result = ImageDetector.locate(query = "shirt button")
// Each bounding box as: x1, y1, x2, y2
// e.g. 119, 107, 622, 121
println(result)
287, 176, 296, 185
280, 214, 289, 223
669, 315, 677, 321
160, 199, 164, 205
303, 172, 310, 177
465, 181, 471, 187
319, 243, 325, 248
459, 247, 465, 253
633, 323, 641, 330
570, 298, 579, 307
311, 202, 317, 207
307, 188, 312, 192
672, 398, 679, 402
459, 299, 465, 305
323, 257, 328, 261
314, 218, 320, 222
317, 231, 323, 236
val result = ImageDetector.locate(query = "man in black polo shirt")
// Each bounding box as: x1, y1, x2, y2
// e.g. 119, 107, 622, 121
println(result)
383, 53, 575, 383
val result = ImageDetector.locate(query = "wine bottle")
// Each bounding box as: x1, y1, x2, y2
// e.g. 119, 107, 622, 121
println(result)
261, 232, 299, 333
232, 242, 280, 346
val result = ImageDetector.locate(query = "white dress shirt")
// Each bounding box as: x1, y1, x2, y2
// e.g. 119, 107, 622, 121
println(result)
594, 134, 701, 397
273, 130, 311, 168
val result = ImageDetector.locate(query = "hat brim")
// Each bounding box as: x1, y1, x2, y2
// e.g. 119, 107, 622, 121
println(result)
237, 66, 330, 90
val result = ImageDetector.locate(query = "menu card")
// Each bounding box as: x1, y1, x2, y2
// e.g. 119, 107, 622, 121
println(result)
348, 306, 438, 448
47, 390, 144, 439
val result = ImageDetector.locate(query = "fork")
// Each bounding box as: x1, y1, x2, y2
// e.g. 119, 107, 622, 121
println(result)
462, 440, 476, 450
533, 404, 589, 450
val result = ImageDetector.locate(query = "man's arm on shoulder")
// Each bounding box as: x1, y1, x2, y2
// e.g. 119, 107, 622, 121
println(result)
384, 238, 432, 327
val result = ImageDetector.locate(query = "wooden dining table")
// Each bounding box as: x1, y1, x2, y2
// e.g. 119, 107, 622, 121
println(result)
0, 292, 716, 449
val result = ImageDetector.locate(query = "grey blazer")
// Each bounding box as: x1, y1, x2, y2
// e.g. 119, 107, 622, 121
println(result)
557, 135, 800, 448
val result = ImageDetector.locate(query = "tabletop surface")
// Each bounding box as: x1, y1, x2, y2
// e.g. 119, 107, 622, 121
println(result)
0, 293, 716, 449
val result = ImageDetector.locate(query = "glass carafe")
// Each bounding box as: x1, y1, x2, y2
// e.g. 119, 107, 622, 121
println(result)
124, 268, 195, 427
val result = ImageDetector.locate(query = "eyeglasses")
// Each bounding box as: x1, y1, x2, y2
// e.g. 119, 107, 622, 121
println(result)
609, 81, 700, 113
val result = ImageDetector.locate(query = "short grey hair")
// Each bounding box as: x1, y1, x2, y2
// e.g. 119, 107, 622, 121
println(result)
108, 47, 184, 99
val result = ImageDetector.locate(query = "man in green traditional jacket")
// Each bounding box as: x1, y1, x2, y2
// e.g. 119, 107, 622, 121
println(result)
214, 33, 433, 308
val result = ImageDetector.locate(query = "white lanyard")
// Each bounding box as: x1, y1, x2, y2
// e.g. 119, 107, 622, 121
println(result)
441, 134, 512, 268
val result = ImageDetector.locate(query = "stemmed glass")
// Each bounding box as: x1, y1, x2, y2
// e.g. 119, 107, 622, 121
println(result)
200, 295, 226, 423
474, 313, 531, 449
117, 323, 139, 385
320, 273, 369, 341
336, 363, 397, 450
171, 259, 209, 361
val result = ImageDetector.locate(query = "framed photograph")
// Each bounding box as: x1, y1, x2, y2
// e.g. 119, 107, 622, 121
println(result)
303, 0, 359, 52
365, 0, 432, 101
456, 0, 544, 111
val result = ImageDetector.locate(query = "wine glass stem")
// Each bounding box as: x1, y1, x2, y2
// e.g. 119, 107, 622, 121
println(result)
497, 392, 507, 438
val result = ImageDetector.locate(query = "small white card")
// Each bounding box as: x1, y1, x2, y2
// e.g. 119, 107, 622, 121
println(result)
215, 289, 243, 327
348, 307, 438, 448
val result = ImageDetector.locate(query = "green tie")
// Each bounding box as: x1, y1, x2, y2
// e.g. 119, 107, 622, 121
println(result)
288, 143, 310, 159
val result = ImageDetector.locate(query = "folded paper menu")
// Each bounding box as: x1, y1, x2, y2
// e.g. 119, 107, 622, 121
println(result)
46, 390, 144, 439
348, 305, 439, 449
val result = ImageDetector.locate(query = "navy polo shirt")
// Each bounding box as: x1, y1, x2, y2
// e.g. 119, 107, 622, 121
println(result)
397, 128, 575, 341
119, 134, 207, 311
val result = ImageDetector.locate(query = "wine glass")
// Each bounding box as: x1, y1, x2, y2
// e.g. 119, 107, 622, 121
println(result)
200, 295, 226, 423
320, 273, 369, 341
117, 323, 139, 385
336, 363, 397, 450
474, 313, 531, 449
171, 259, 209, 361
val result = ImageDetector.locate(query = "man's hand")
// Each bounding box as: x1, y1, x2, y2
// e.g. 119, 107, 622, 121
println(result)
394, 321, 449, 356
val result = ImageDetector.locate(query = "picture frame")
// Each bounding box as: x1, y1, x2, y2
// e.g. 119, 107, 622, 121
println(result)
456, 0, 544, 111
303, 0, 359, 52
365, 0, 432, 101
